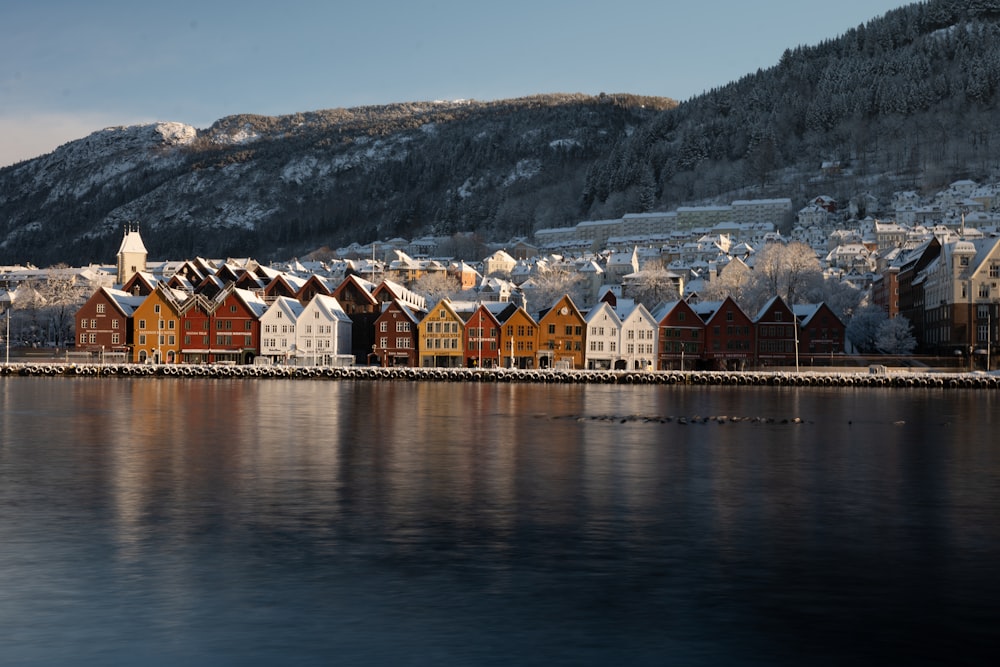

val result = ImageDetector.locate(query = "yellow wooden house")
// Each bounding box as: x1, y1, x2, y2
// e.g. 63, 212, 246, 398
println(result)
132, 283, 187, 364
418, 298, 466, 367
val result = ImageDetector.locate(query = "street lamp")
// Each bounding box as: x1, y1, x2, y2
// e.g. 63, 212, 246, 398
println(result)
1, 289, 14, 366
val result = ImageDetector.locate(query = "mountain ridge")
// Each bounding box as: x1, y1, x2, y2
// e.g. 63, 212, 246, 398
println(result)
0, 94, 674, 266
7, 0, 1000, 267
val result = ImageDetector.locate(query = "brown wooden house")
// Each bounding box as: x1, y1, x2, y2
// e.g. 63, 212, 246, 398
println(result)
74, 287, 145, 358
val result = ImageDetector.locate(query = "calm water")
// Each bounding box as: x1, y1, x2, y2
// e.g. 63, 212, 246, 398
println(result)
1, 377, 998, 665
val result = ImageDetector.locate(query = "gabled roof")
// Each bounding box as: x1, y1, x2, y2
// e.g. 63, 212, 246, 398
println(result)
265, 295, 306, 321
306, 294, 352, 322
102, 287, 146, 316
230, 287, 268, 318
585, 301, 621, 325
379, 298, 425, 323
754, 295, 793, 322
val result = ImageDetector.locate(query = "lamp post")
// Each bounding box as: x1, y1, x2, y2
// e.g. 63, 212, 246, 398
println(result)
1, 290, 13, 366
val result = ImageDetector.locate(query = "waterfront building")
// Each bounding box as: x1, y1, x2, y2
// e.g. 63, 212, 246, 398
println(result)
695, 297, 755, 370
653, 299, 705, 371
373, 298, 424, 367
497, 303, 538, 370
462, 302, 507, 368
419, 298, 466, 368
584, 301, 621, 370
618, 302, 657, 371
259, 296, 305, 363
132, 283, 186, 364
74, 287, 145, 360
536, 295, 586, 369
296, 294, 353, 366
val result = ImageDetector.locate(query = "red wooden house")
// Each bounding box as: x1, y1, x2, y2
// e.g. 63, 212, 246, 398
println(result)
373, 298, 424, 367
795, 303, 846, 362
653, 299, 705, 370
695, 296, 755, 370
462, 302, 507, 368
179, 285, 266, 364
754, 296, 799, 367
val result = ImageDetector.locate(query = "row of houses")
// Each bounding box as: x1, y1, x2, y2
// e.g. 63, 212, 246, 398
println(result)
75, 258, 845, 370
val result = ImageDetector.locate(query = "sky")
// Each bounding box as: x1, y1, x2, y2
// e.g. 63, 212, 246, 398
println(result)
2, 0, 912, 167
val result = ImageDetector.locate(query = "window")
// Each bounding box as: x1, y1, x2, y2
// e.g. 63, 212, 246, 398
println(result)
112, 320, 119, 330
80, 334, 86, 344
379, 337, 388, 348
90, 319, 97, 328
548, 324, 556, 334
168, 320, 175, 329
154, 304, 161, 313
88, 333, 96, 344
96, 304, 106, 314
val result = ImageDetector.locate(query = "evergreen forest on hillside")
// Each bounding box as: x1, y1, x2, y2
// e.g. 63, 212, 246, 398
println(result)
4, 0, 1000, 266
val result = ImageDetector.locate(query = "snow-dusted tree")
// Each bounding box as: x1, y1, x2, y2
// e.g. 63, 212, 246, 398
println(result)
818, 278, 864, 321
625, 267, 681, 308
752, 241, 824, 308
36, 265, 94, 347
412, 271, 461, 303
699, 258, 755, 309
521, 268, 587, 313
846, 304, 888, 354
874, 316, 917, 355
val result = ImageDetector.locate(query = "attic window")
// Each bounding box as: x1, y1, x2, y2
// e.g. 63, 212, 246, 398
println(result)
775, 312, 783, 321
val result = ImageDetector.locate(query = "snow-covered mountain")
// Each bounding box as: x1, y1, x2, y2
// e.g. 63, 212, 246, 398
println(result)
0, 95, 673, 266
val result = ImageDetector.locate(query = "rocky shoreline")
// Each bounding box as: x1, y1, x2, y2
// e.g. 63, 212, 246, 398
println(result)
2, 362, 998, 389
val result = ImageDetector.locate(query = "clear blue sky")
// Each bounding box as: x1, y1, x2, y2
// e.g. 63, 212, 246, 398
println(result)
2, 0, 910, 167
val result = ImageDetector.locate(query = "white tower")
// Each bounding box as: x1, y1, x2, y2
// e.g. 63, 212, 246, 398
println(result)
116, 223, 148, 286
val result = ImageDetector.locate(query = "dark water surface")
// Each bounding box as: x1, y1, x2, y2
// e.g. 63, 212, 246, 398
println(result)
1, 377, 997, 665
